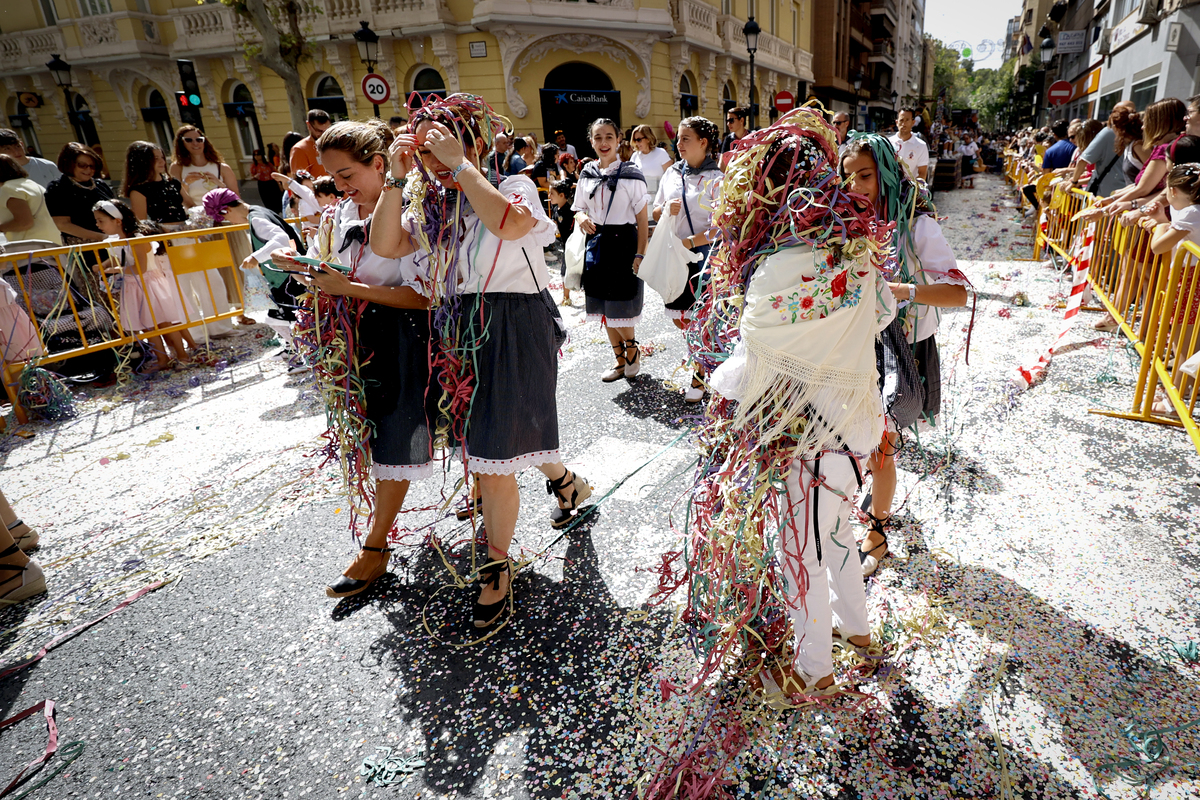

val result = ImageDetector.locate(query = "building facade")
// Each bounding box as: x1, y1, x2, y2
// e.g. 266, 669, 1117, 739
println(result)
809, 0, 924, 131
1029, 0, 1200, 126
0, 0, 815, 186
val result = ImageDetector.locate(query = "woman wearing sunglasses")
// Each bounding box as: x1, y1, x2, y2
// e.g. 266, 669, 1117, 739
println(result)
169, 125, 256, 327
45, 142, 114, 244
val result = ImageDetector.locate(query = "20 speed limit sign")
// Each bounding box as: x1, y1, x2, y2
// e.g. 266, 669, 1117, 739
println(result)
361, 73, 391, 105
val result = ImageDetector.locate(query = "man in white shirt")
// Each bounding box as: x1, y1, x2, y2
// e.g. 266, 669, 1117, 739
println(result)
0, 128, 61, 189
889, 108, 929, 181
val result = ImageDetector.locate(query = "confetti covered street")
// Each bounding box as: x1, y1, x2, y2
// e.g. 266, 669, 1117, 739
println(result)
2, 171, 1200, 799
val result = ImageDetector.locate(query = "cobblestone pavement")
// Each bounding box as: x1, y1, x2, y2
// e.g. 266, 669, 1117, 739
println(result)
1, 172, 1199, 799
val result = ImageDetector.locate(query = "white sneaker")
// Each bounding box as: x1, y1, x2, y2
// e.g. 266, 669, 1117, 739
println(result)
684, 384, 705, 404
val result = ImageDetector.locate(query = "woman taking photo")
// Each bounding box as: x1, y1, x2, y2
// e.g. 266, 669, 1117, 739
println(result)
45, 142, 114, 244
651, 116, 722, 403
169, 125, 254, 327
270, 119, 435, 600
572, 118, 649, 382
370, 94, 592, 628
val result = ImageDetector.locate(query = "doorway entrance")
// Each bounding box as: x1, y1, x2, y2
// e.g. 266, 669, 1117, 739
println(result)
540, 62, 619, 159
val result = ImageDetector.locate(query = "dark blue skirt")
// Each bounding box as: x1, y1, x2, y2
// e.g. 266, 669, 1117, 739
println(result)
457, 292, 560, 474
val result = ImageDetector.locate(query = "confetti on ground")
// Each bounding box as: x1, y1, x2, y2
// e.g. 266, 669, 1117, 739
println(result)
1, 174, 1198, 799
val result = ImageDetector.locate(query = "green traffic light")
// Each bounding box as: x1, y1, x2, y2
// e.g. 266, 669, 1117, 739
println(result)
189, 94, 201, 106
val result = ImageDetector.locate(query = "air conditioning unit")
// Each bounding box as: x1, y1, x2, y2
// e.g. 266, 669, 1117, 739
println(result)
1137, 0, 1161, 25
1097, 27, 1112, 56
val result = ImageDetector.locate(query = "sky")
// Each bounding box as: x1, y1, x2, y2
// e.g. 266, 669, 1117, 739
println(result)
923, 0, 1023, 66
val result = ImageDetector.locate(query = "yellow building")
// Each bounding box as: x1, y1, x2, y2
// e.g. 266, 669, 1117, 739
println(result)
0, 0, 814, 188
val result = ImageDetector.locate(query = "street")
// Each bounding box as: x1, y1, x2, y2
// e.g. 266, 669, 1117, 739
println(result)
2, 172, 1199, 799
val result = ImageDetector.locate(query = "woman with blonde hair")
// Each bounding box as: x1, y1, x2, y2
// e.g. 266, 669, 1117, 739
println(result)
629, 124, 673, 202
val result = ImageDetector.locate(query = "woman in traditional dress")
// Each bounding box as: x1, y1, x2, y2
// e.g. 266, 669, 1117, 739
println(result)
572, 119, 650, 382
271, 119, 435, 599
370, 94, 592, 628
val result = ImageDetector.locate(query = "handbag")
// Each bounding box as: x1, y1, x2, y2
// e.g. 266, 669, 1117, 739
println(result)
639, 219, 695, 303
564, 225, 586, 290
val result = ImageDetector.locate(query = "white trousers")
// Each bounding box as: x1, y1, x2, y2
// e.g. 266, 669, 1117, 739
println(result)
777, 451, 871, 679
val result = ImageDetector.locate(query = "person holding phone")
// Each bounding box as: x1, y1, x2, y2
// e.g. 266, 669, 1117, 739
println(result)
271, 118, 434, 600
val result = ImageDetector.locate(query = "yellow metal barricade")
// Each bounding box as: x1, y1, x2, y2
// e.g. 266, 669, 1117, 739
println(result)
1, 224, 249, 421
1093, 240, 1200, 452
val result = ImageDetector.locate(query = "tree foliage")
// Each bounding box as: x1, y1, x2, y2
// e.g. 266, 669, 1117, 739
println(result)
216, 0, 314, 132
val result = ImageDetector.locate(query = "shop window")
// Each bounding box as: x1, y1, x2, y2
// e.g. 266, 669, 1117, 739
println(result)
230, 83, 261, 158
1130, 78, 1157, 111
308, 74, 348, 119
1097, 90, 1122, 121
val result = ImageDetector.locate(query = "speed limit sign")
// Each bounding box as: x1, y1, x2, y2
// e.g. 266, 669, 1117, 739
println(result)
361, 73, 391, 105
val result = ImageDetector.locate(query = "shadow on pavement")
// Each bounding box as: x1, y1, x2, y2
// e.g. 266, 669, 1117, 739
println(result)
340, 518, 672, 798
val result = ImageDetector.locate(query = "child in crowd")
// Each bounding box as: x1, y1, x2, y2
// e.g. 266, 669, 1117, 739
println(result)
548, 178, 575, 305
839, 133, 970, 577
1146, 162, 1200, 418
312, 175, 343, 208
93, 199, 193, 374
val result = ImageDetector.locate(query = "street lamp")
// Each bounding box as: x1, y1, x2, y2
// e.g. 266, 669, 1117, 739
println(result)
353, 21, 381, 117
46, 53, 82, 141
744, 16, 760, 130
1040, 37, 1055, 64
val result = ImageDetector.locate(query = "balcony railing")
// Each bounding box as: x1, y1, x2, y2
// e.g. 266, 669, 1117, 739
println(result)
870, 0, 898, 21
717, 17, 797, 75
171, 4, 256, 52
673, 0, 723, 50
0, 26, 67, 73
870, 38, 896, 61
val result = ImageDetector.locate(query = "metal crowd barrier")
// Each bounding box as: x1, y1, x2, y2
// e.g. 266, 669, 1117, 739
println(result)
1, 224, 250, 422
1033, 180, 1200, 452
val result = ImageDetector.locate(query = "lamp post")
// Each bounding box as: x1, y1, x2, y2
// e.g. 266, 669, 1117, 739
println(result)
353, 21, 381, 118
46, 53, 82, 141
744, 16, 760, 130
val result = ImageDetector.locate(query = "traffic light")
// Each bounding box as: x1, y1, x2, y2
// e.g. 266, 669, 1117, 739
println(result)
175, 91, 203, 127
176, 60, 203, 109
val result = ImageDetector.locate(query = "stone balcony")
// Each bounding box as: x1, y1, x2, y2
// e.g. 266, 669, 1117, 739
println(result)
717, 16, 797, 76
0, 26, 66, 76
471, 0, 672, 33
169, 0, 453, 57
0, 13, 170, 77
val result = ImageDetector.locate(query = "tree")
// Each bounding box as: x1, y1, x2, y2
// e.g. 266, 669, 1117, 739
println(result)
218, 0, 313, 132
967, 63, 1015, 129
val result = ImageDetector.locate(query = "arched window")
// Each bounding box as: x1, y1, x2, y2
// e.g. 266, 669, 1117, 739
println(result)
71, 94, 101, 147
5, 97, 41, 157
409, 68, 446, 109
141, 88, 173, 151
723, 81, 735, 115
316, 76, 343, 98
228, 82, 262, 160
680, 73, 698, 118
308, 74, 347, 120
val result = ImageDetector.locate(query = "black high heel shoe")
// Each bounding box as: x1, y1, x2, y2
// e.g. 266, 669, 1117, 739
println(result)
472, 559, 511, 628
546, 470, 594, 529
326, 545, 392, 598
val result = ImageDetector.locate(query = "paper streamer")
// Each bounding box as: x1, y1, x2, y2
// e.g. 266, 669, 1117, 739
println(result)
1012, 221, 1095, 389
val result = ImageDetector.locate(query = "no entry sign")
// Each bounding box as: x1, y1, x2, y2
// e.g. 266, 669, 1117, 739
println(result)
1047, 80, 1073, 106
774, 90, 795, 112
362, 73, 391, 105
